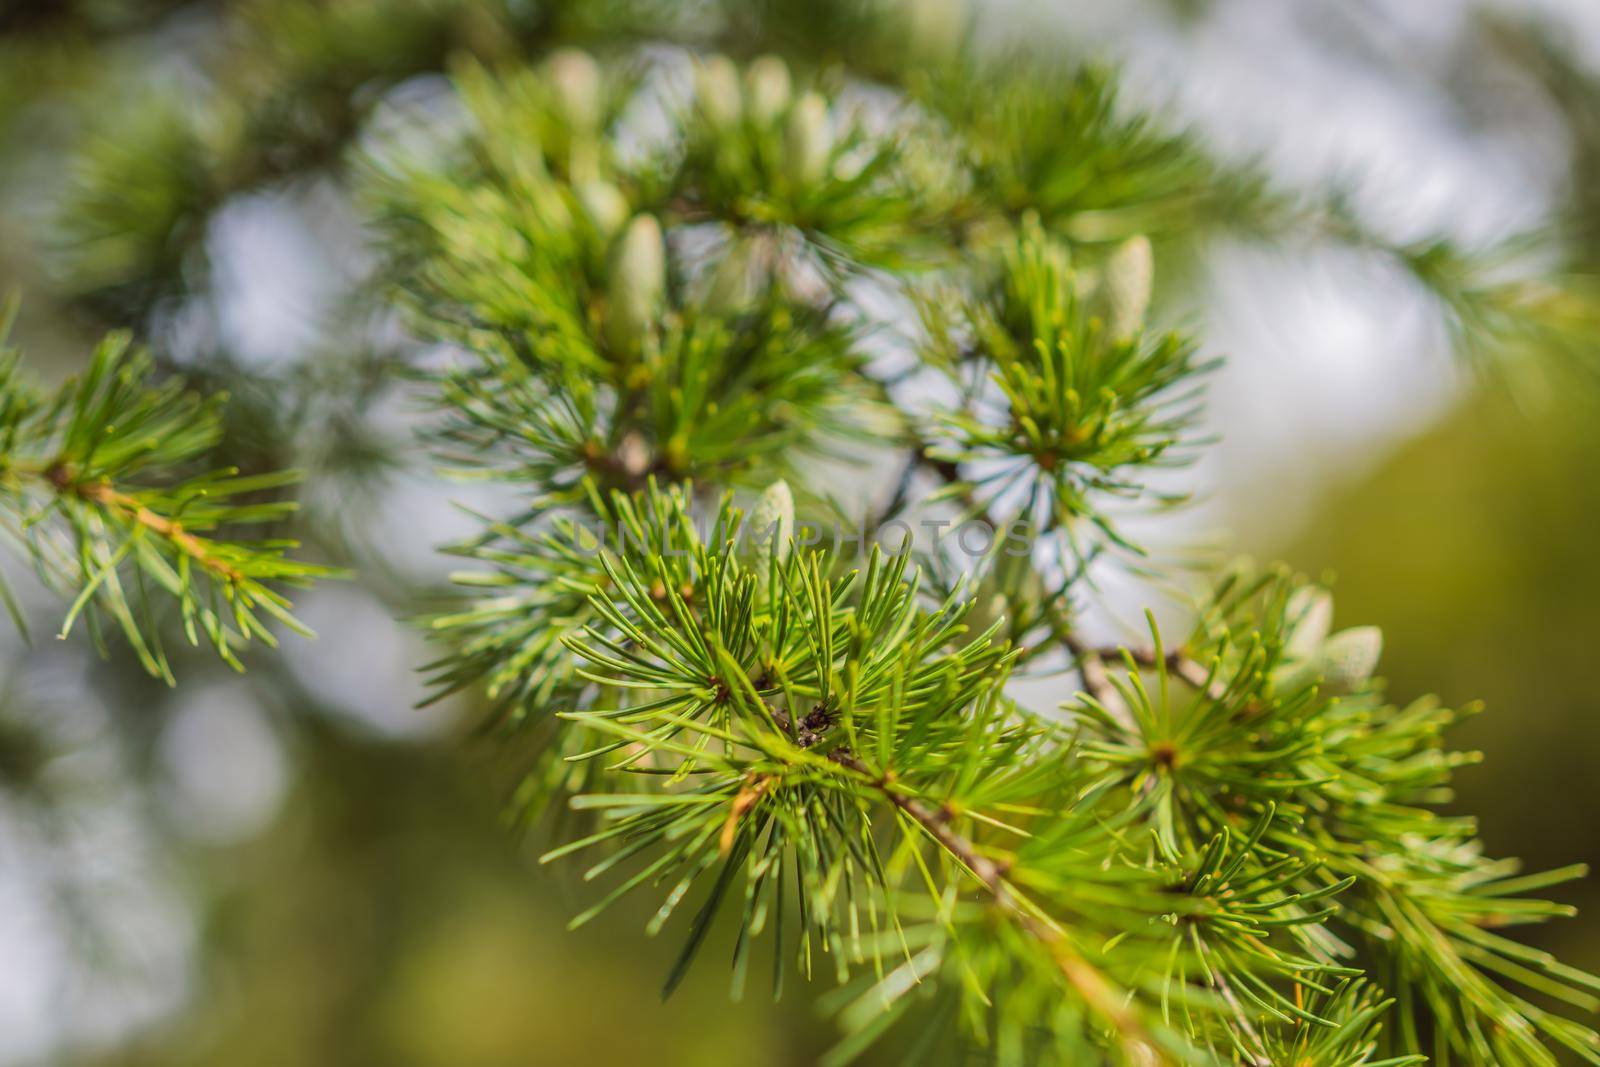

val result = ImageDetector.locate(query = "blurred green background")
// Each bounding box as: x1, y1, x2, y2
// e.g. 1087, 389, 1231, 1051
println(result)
2, 2, 1599, 1064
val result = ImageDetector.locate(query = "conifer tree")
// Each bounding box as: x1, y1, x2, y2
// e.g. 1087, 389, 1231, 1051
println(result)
5, 2, 1599, 1064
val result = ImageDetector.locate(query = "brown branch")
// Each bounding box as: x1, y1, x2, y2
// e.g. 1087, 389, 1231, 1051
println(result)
828, 748, 1163, 1062
1057, 628, 1136, 727
1059, 628, 1234, 737
1103, 638, 1227, 704
580, 430, 663, 493
44, 466, 243, 582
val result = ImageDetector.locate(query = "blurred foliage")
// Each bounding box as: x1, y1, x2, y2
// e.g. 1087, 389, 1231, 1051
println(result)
79, 721, 819, 1067
1281, 376, 1600, 965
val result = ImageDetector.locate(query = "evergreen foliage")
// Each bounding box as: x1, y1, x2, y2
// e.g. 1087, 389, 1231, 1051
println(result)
371, 47, 1594, 1065
0, 304, 331, 679
6, 2, 1600, 1064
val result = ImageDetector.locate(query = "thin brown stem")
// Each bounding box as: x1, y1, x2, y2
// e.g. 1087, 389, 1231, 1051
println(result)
1060, 628, 1234, 736
828, 748, 1163, 1063
1113, 640, 1227, 703
43, 465, 243, 582
1057, 628, 1137, 727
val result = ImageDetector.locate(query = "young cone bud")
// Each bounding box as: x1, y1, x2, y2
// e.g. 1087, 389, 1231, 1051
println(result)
606, 214, 665, 353
1285, 585, 1334, 660
545, 48, 604, 132
1320, 626, 1383, 694
695, 54, 742, 130
576, 180, 629, 240
744, 55, 792, 127
785, 92, 831, 187
1106, 234, 1154, 341
703, 237, 758, 314
750, 480, 795, 595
